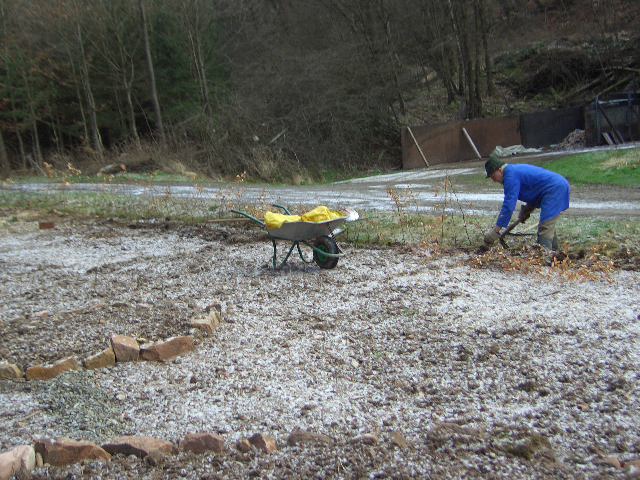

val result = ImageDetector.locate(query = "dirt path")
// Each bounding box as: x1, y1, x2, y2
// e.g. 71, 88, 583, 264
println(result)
3, 162, 640, 218
1, 220, 639, 478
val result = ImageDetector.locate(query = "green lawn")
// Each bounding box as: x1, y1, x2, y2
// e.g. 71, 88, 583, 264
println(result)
7, 168, 385, 188
10, 171, 206, 185
543, 148, 640, 187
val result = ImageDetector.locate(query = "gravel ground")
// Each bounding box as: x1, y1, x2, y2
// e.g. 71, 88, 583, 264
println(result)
1, 219, 639, 479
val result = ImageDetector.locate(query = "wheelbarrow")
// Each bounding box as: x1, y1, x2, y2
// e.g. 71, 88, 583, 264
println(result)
231, 204, 358, 270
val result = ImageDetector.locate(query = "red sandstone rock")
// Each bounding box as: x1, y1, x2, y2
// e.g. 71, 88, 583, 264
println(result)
110, 335, 139, 362
0, 445, 35, 480
83, 347, 116, 370
140, 336, 194, 362
180, 433, 225, 454
34, 438, 110, 466
249, 433, 277, 453
102, 435, 175, 459
26, 357, 81, 381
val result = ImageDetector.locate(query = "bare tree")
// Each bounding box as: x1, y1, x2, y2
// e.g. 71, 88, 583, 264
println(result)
139, 0, 165, 143
92, 0, 142, 145
76, 21, 103, 156
477, 0, 494, 95
175, 0, 214, 116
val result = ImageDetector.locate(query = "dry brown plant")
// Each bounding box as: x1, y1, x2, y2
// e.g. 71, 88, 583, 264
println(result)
470, 245, 616, 283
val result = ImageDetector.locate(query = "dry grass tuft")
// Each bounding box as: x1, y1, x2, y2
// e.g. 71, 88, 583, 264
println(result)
469, 244, 617, 282
601, 150, 640, 170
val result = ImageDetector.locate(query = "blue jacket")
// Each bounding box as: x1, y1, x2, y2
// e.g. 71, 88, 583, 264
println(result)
497, 164, 570, 228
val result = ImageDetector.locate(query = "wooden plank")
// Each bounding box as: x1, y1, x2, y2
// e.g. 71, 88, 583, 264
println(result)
602, 132, 615, 145
406, 127, 430, 167
462, 127, 482, 159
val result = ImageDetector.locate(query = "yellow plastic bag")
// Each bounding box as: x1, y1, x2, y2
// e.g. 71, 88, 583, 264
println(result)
264, 212, 301, 230
301, 206, 345, 223
264, 206, 345, 230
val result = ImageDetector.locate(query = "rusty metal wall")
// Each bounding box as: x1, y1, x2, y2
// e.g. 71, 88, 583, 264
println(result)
584, 94, 640, 146
401, 101, 635, 169
402, 116, 520, 169
520, 107, 584, 147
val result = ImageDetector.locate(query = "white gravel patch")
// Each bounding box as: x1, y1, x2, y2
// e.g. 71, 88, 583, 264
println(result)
0, 221, 638, 478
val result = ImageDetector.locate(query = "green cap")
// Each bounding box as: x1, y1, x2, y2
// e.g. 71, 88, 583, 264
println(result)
485, 154, 505, 178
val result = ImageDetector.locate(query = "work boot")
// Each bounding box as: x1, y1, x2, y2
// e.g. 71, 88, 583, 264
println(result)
537, 237, 554, 250
544, 251, 559, 266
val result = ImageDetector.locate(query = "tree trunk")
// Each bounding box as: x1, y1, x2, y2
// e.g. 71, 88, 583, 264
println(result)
473, 0, 483, 117
16, 130, 26, 171
29, 126, 42, 169
187, 28, 211, 116
382, 14, 405, 116
76, 24, 103, 156
67, 48, 90, 145
0, 129, 9, 176
478, 0, 494, 95
7, 88, 27, 169
50, 102, 64, 154
139, 0, 165, 143
183, 0, 212, 117
447, 0, 466, 100
0, 3, 10, 174
116, 26, 140, 144
195, 33, 211, 116
125, 82, 140, 145
57, 115, 65, 153
21, 69, 43, 165
439, 45, 458, 103
112, 85, 125, 136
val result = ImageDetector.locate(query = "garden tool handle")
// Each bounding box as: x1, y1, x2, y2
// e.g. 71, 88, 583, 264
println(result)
498, 219, 523, 248
500, 219, 522, 239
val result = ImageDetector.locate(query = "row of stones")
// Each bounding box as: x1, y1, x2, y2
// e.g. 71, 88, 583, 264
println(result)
0, 429, 400, 480
0, 310, 221, 381
0, 311, 226, 480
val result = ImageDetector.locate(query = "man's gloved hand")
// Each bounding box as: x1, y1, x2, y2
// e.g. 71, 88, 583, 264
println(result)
518, 204, 533, 223
484, 227, 501, 245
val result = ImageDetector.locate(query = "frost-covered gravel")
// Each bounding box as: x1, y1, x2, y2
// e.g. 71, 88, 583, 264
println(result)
1, 220, 639, 479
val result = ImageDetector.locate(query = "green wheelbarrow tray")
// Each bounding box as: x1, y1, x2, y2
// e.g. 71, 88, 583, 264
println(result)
230, 205, 358, 270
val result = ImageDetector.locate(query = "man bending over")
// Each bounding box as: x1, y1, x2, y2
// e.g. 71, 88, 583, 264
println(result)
484, 154, 570, 251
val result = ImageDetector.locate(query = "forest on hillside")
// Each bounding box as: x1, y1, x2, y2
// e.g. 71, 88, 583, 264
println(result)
0, 0, 638, 181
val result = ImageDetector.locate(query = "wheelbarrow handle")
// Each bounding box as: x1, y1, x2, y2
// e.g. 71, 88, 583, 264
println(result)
271, 204, 292, 215
230, 209, 265, 227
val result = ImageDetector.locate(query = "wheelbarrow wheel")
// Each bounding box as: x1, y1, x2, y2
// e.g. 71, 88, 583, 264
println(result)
313, 235, 339, 269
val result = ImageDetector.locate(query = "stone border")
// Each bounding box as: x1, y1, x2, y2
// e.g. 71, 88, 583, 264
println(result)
2, 426, 638, 479
0, 309, 222, 382
0, 310, 227, 478
1, 306, 636, 477
0, 428, 396, 478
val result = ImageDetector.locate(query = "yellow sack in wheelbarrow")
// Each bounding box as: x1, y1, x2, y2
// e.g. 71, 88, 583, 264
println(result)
301, 205, 345, 223
264, 205, 345, 230
264, 212, 301, 230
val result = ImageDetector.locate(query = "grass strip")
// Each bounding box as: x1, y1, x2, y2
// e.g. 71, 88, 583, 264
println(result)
2, 191, 638, 259
543, 148, 640, 187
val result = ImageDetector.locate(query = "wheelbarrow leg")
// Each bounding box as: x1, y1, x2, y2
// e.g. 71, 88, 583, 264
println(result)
295, 243, 315, 265
271, 238, 298, 270
280, 242, 297, 269
271, 239, 278, 270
